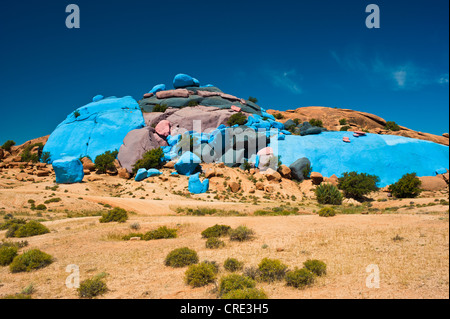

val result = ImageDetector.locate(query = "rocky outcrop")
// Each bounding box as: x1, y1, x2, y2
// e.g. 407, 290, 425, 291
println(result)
418, 176, 448, 191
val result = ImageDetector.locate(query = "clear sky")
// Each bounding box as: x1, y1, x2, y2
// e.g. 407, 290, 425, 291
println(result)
0, 0, 448, 145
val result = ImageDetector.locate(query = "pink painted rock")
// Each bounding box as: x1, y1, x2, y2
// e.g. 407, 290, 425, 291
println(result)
196, 90, 220, 98
231, 105, 241, 112
257, 147, 274, 156
143, 93, 153, 99
218, 92, 241, 102
117, 127, 168, 173
156, 89, 191, 99
155, 120, 171, 138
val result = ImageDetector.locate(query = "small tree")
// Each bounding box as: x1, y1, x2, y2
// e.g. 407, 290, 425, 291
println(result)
132, 147, 164, 175
388, 173, 422, 198
338, 172, 379, 200
1, 140, 15, 152
227, 113, 248, 126
248, 97, 258, 103
94, 150, 118, 174
309, 119, 323, 128
339, 119, 347, 125
385, 121, 400, 131
152, 104, 168, 113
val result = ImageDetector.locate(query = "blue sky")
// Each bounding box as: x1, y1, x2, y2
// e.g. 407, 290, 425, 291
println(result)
0, 0, 448, 145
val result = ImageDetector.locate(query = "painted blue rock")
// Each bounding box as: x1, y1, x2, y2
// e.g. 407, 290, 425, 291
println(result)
173, 73, 199, 89
147, 168, 162, 177
149, 84, 166, 94
188, 173, 209, 194
436, 168, 448, 175
93, 95, 104, 102
43, 96, 145, 163
135, 168, 148, 181
52, 157, 84, 184
174, 151, 201, 175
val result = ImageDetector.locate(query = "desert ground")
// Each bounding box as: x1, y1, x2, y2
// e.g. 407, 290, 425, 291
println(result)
0, 165, 448, 299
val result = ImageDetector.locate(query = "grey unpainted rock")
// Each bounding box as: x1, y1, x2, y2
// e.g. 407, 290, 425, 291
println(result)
289, 157, 311, 182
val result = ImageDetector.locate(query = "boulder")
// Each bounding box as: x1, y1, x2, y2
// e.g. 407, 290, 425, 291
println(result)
418, 176, 448, 191
81, 157, 96, 171
228, 181, 240, 193
147, 168, 162, 177
93, 95, 104, 102
155, 120, 171, 138
174, 151, 201, 175
16, 173, 28, 181
283, 119, 296, 129
278, 165, 291, 179
43, 96, 145, 163
0, 148, 4, 160
149, 84, 166, 95
443, 133, 449, 138
188, 173, 209, 194
264, 185, 275, 193
173, 74, 199, 89
310, 172, 324, 185
262, 168, 281, 183
118, 168, 131, 179
324, 174, 339, 186
164, 161, 176, 169
204, 168, 216, 179
156, 89, 191, 99
289, 157, 311, 182
35, 170, 50, 177
231, 105, 241, 112
52, 157, 84, 184
135, 168, 148, 182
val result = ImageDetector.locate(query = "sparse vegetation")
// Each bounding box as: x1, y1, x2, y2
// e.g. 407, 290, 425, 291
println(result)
224, 258, 244, 272
78, 275, 108, 299
274, 113, 284, 120
309, 119, 323, 127
219, 274, 256, 296
315, 183, 343, 205
229, 226, 255, 242
385, 121, 401, 131
285, 268, 315, 289
339, 118, 347, 125
201, 224, 232, 238
388, 173, 422, 198
185, 262, 218, 287
0, 246, 18, 266
132, 147, 164, 175
94, 150, 118, 174
221, 288, 268, 299
12, 220, 50, 238
258, 258, 288, 282
153, 104, 168, 113
99, 208, 128, 223
1, 140, 15, 152
165, 247, 199, 268
205, 237, 225, 249
303, 259, 327, 276
143, 226, 177, 240
9, 249, 53, 273
340, 126, 351, 131
317, 207, 336, 217
248, 97, 258, 103
227, 113, 248, 126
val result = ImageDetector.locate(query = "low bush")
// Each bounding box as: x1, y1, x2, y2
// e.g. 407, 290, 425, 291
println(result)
201, 224, 231, 238
338, 172, 379, 200
78, 276, 108, 299
44, 198, 61, 204
132, 147, 164, 175
309, 119, 323, 127
35, 204, 47, 211
219, 274, 256, 296
385, 121, 400, 131
340, 126, 351, 131
302, 164, 313, 179
205, 237, 225, 249
2, 294, 32, 299
224, 258, 244, 272
185, 262, 218, 287
274, 113, 284, 120
0, 218, 26, 231
165, 247, 199, 268
20, 143, 44, 163
143, 226, 177, 240
339, 118, 347, 125
388, 173, 422, 198
94, 150, 118, 174
227, 113, 248, 126
9, 249, 53, 273
317, 207, 336, 217
152, 104, 168, 113
99, 208, 128, 223
229, 226, 255, 242
258, 258, 288, 282
1, 140, 15, 152
285, 268, 315, 289
0, 246, 18, 266
243, 266, 261, 281
315, 183, 343, 205
13, 220, 50, 238
248, 97, 258, 103
303, 259, 327, 276
221, 288, 268, 299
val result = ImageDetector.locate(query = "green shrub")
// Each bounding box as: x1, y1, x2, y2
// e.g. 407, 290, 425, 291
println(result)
2, 294, 32, 299
338, 172, 379, 200
132, 147, 164, 175
35, 204, 47, 211
229, 226, 255, 242
0, 218, 26, 231
274, 113, 284, 120
99, 208, 128, 223
9, 249, 53, 273
1, 140, 15, 152
248, 97, 258, 103
40, 151, 52, 164
187, 100, 199, 107
309, 119, 323, 127
14, 220, 50, 238
78, 277, 108, 299
302, 163, 313, 179
340, 126, 351, 131
165, 247, 199, 268
317, 207, 336, 217
258, 258, 288, 282
185, 262, 218, 287
224, 258, 244, 272
20, 143, 44, 163
122, 233, 144, 241
303, 259, 327, 276
388, 173, 422, 198
153, 104, 168, 113
94, 150, 118, 174
0, 246, 18, 266
385, 121, 400, 131
315, 183, 343, 205
227, 113, 248, 126
205, 237, 225, 249
285, 268, 315, 289
219, 274, 256, 296
243, 266, 261, 281
221, 288, 268, 299
339, 118, 347, 125
201, 224, 231, 238
44, 198, 61, 204
143, 226, 177, 240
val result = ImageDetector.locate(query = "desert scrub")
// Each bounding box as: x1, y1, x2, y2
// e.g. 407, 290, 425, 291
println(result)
152, 104, 168, 113
219, 274, 256, 296
339, 118, 347, 125
78, 276, 108, 299
165, 247, 199, 268
143, 226, 177, 240
221, 288, 268, 299
185, 262, 218, 287
132, 147, 165, 175
338, 171, 379, 200
258, 258, 288, 282
224, 258, 244, 272
303, 259, 327, 276
201, 224, 231, 238
388, 173, 422, 198
0, 246, 18, 266
44, 198, 61, 204
254, 206, 299, 216
315, 183, 343, 205
205, 237, 225, 249
34, 204, 47, 211
12, 220, 50, 238
176, 207, 241, 216
122, 233, 144, 241
317, 207, 336, 217
9, 249, 53, 273
385, 121, 400, 131
285, 268, 315, 289
94, 150, 118, 174
2, 294, 32, 299
99, 208, 128, 223
309, 119, 323, 127
227, 113, 248, 126
1, 140, 15, 152
229, 226, 255, 242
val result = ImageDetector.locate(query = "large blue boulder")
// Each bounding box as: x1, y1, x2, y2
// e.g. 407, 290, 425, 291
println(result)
52, 157, 84, 184
173, 74, 199, 89
135, 168, 147, 181
149, 84, 166, 94
174, 151, 201, 175
188, 173, 209, 194
147, 168, 162, 177
43, 96, 145, 163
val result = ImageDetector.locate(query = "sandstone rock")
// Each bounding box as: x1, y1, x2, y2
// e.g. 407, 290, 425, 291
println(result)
264, 185, 275, 193
443, 133, 449, 138
36, 163, 48, 169
310, 172, 324, 185
26, 176, 36, 182
343, 198, 361, 206
16, 173, 28, 181
217, 162, 225, 168
255, 182, 265, 191
156, 89, 191, 99
249, 188, 255, 194
106, 169, 118, 176
418, 176, 448, 191
204, 168, 216, 179
129, 237, 141, 241
163, 161, 176, 169
262, 168, 281, 183
231, 105, 241, 112
81, 157, 96, 171
83, 169, 91, 175
324, 174, 339, 186
35, 170, 50, 177
118, 168, 131, 179
228, 181, 240, 193
278, 165, 291, 179
0, 148, 3, 160
87, 175, 103, 182
12, 156, 21, 162
114, 159, 121, 170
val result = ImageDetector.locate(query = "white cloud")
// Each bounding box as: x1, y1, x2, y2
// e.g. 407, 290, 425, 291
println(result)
263, 68, 303, 95
438, 74, 449, 84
